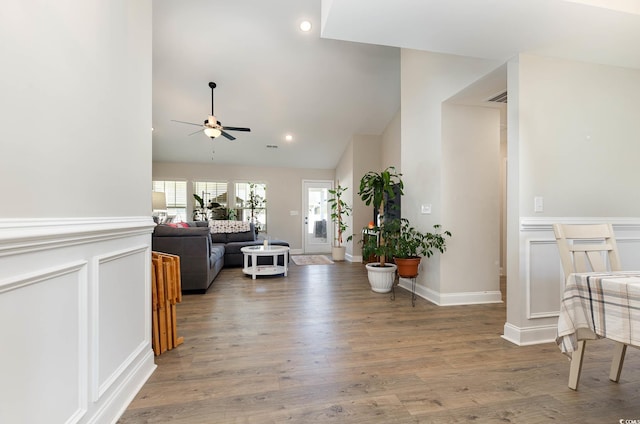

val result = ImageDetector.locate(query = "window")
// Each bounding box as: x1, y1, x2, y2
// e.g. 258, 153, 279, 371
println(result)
235, 182, 267, 232
193, 181, 228, 220
152, 180, 187, 222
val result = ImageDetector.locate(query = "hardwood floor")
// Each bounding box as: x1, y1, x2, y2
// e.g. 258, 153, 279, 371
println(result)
120, 260, 640, 423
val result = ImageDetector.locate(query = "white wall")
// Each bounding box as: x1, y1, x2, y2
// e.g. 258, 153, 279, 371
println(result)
351, 134, 382, 260
517, 54, 640, 217
381, 109, 401, 170
0, 1, 152, 218
334, 141, 356, 258
439, 104, 502, 302
0, 2, 155, 423
400, 49, 502, 303
504, 54, 640, 345
152, 162, 334, 252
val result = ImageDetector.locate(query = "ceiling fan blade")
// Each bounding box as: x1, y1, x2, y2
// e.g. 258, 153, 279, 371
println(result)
220, 131, 236, 141
222, 126, 251, 132
171, 119, 203, 127
188, 129, 203, 136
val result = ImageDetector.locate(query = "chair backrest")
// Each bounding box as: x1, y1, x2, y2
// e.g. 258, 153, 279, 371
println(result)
552, 223, 621, 279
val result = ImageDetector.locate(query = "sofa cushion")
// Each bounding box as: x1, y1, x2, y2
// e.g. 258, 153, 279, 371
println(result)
165, 222, 190, 228
208, 221, 257, 243
210, 232, 228, 243
210, 243, 225, 268
209, 220, 251, 233
189, 221, 209, 228
154, 225, 210, 237
226, 231, 256, 242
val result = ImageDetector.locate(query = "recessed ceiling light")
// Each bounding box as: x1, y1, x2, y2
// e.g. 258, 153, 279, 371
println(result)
299, 20, 312, 32
285, 134, 293, 141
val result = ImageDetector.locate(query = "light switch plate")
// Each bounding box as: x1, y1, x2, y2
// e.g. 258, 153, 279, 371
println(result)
421, 204, 432, 214
534, 197, 543, 213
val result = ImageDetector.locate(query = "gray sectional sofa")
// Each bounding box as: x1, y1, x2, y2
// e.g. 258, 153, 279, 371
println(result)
152, 221, 289, 294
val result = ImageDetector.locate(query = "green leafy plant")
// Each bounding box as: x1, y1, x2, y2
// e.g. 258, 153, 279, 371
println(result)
247, 182, 266, 234
193, 193, 207, 220
358, 166, 404, 266
327, 184, 353, 247
384, 218, 452, 259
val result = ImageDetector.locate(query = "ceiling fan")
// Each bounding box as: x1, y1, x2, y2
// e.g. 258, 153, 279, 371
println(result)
172, 82, 251, 141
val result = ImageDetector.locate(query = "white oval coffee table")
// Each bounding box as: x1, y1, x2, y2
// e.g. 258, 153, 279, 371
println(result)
241, 245, 289, 279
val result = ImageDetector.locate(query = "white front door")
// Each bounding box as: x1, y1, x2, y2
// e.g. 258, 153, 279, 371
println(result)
302, 180, 333, 254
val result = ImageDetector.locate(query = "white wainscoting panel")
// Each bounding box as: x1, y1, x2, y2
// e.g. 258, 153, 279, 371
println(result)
0, 217, 156, 424
526, 239, 564, 319
0, 262, 88, 424
95, 246, 150, 400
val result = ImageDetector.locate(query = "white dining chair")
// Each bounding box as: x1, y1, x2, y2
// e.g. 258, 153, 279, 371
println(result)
553, 223, 627, 390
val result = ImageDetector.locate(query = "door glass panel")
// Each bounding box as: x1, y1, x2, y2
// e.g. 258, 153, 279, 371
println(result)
307, 187, 328, 245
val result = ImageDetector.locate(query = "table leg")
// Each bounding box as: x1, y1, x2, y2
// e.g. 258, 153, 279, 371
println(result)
609, 342, 627, 382
284, 250, 288, 276
251, 253, 257, 279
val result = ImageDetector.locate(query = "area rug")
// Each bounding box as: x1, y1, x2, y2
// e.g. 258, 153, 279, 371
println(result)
291, 255, 334, 265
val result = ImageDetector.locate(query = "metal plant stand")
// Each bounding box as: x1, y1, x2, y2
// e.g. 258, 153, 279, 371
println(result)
390, 272, 418, 307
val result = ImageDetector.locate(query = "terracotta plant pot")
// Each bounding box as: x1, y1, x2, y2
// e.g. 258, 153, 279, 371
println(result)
394, 257, 420, 278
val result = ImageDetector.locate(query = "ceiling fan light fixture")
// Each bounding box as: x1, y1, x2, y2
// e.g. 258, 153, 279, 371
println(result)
204, 127, 222, 138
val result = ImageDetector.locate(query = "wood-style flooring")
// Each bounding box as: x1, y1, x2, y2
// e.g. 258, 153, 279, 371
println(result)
119, 260, 640, 423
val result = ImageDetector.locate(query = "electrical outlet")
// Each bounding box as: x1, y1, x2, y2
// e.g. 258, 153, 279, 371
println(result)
421, 204, 432, 214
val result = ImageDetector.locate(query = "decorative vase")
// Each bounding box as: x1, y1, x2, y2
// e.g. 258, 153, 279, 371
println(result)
394, 257, 421, 278
332, 246, 346, 261
365, 263, 397, 293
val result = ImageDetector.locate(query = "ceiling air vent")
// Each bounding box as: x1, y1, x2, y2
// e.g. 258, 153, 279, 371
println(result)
266, 144, 279, 149
487, 91, 507, 103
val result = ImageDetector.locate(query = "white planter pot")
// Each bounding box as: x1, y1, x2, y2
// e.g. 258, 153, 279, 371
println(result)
332, 246, 346, 261
365, 263, 397, 293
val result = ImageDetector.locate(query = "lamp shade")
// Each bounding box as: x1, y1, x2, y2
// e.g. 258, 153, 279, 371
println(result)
152, 191, 167, 211
204, 127, 222, 138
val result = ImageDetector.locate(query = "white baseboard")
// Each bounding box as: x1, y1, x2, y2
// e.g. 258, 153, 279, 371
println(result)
502, 322, 557, 346
397, 278, 503, 306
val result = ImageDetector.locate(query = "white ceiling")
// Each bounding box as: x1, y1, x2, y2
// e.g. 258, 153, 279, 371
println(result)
152, 0, 640, 170
152, 0, 400, 169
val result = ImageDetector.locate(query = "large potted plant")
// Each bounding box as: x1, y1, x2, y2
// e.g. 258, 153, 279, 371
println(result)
358, 166, 404, 293
384, 218, 452, 278
327, 184, 353, 261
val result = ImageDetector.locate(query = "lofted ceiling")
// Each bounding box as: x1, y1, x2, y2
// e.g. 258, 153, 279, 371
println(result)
152, 0, 400, 170
152, 0, 640, 170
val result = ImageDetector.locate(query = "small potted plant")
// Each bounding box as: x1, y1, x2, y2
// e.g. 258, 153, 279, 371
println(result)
193, 193, 207, 221
384, 218, 452, 278
327, 184, 353, 261
247, 182, 266, 235
358, 166, 404, 293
